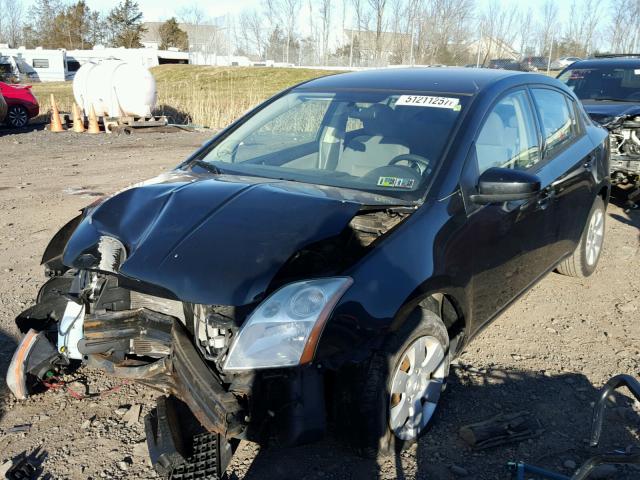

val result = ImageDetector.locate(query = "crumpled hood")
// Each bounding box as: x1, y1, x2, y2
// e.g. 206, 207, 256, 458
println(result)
63, 172, 362, 305
582, 101, 640, 126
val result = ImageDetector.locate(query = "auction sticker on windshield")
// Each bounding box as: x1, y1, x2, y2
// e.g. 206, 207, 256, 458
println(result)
396, 95, 460, 109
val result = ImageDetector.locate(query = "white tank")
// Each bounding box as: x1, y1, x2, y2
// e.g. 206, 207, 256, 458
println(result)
73, 60, 157, 118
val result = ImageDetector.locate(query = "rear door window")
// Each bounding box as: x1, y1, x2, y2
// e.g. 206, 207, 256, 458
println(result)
531, 88, 578, 158
475, 89, 540, 174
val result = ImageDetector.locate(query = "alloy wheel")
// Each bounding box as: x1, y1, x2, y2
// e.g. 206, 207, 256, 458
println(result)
8, 107, 28, 128
585, 208, 604, 266
389, 335, 447, 440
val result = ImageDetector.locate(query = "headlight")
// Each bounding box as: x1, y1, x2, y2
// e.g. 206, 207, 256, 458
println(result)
223, 277, 353, 371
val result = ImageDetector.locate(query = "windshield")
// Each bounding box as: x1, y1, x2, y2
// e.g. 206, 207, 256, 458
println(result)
191, 90, 467, 202
558, 65, 640, 102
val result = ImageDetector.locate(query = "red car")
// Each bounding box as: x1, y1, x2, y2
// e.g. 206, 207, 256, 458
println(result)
0, 82, 39, 128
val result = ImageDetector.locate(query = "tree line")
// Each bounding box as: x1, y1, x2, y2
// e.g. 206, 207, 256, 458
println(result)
0, 0, 148, 50
0, 0, 638, 67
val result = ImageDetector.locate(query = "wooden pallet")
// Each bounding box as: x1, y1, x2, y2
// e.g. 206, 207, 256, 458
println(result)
103, 115, 168, 134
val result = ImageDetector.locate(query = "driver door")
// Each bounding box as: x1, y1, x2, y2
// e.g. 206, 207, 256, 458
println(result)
460, 88, 560, 329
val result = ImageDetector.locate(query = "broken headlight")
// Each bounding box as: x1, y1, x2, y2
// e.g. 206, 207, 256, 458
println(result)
223, 277, 353, 371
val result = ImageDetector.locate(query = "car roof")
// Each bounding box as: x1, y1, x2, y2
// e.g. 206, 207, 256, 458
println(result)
567, 57, 640, 69
294, 67, 549, 96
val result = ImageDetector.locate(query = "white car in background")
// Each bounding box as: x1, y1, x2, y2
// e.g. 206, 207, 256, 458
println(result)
551, 57, 582, 69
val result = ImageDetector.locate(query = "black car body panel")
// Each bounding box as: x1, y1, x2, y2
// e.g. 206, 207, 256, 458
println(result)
61, 172, 365, 306
581, 101, 640, 126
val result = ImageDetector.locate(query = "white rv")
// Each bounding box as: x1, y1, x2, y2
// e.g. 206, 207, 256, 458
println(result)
0, 48, 70, 82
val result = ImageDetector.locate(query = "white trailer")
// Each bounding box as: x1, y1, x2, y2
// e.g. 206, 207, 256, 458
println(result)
0, 48, 69, 82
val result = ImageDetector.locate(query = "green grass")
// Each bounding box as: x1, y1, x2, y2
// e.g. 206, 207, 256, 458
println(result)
31, 65, 341, 128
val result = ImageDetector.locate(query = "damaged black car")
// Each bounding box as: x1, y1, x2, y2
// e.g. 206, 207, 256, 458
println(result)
558, 55, 640, 207
7, 68, 610, 478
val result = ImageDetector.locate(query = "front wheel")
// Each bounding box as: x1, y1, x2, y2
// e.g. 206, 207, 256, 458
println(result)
556, 196, 606, 277
347, 308, 450, 456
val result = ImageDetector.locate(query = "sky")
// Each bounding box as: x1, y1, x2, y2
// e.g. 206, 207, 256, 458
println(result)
25, 0, 577, 25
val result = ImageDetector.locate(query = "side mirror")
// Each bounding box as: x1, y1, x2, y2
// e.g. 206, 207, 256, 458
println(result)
470, 167, 541, 205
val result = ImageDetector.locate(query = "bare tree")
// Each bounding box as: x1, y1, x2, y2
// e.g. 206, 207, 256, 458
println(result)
536, 0, 559, 56
351, 0, 371, 31
319, 0, 331, 64
240, 9, 265, 58
478, 0, 521, 62
177, 4, 208, 53
607, 0, 640, 53
566, 0, 601, 56
517, 7, 534, 56
368, 0, 387, 62
415, 0, 474, 65
281, 0, 301, 63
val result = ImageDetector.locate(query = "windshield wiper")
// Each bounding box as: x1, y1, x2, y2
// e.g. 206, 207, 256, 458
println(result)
192, 160, 223, 174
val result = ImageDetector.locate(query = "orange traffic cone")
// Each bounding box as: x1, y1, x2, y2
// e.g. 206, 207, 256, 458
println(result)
87, 105, 100, 134
49, 94, 64, 132
72, 103, 85, 133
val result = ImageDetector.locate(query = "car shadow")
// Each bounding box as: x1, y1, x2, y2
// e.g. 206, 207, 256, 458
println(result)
237, 367, 640, 479
609, 210, 640, 230
0, 122, 46, 137
609, 206, 640, 249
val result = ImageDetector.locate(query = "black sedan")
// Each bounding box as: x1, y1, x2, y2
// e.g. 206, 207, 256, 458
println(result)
7, 68, 610, 477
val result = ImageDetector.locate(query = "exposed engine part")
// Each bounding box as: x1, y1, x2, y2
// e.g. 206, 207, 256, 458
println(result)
602, 115, 640, 207
80, 308, 174, 359
192, 304, 235, 365
130, 290, 185, 323
610, 124, 640, 173
57, 301, 85, 359
349, 209, 409, 246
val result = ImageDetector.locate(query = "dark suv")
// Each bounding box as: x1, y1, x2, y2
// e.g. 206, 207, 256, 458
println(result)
8, 68, 609, 478
520, 56, 550, 72
488, 58, 521, 70
558, 56, 640, 207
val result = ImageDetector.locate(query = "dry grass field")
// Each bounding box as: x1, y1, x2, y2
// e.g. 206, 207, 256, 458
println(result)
30, 65, 340, 129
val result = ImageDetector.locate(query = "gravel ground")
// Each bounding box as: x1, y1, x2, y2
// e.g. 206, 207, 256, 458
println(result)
0, 126, 638, 480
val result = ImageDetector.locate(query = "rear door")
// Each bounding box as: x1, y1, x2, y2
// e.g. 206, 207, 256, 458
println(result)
460, 88, 560, 327
529, 87, 596, 259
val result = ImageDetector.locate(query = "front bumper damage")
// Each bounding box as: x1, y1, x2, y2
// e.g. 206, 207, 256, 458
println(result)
8, 298, 328, 477
79, 308, 245, 437
7, 306, 245, 477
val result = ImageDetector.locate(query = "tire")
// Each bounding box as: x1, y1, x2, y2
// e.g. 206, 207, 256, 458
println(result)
556, 196, 606, 277
7, 105, 28, 128
348, 307, 450, 457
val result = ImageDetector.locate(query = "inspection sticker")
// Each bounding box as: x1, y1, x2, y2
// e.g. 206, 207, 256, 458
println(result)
377, 176, 415, 189
396, 95, 459, 109
635, 69, 640, 75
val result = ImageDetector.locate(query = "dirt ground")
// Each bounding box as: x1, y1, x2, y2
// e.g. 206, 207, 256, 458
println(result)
0, 126, 638, 480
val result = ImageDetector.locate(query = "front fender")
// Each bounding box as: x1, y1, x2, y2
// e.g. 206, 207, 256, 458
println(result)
41, 214, 82, 275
